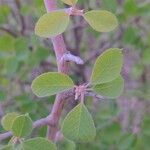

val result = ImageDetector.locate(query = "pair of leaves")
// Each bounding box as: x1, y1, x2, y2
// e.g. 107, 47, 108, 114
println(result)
63, 0, 118, 32
0, 137, 56, 150
31, 48, 124, 98
1, 113, 33, 138
90, 48, 124, 98
32, 75, 96, 143
61, 103, 96, 142
35, 9, 118, 37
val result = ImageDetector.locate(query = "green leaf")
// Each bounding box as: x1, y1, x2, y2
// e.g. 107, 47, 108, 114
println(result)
0, 145, 13, 150
22, 137, 56, 150
31, 72, 74, 97
123, 27, 138, 44
14, 38, 29, 61
90, 48, 123, 85
92, 75, 124, 98
123, 0, 137, 16
58, 138, 76, 150
1, 112, 19, 131
61, 0, 78, 6
11, 114, 33, 138
83, 10, 118, 32
61, 103, 96, 142
0, 5, 10, 23
0, 35, 14, 51
35, 10, 70, 37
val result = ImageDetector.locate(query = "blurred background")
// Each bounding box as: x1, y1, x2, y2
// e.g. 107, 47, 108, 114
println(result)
0, 0, 150, 149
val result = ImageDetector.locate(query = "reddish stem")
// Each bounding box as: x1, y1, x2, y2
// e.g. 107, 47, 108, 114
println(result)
44, 0, 70, 141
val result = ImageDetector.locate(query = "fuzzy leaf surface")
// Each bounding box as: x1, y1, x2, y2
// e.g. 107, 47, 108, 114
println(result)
92, 75, 124, 98
11, 114, 33, 138
83, 10, 118, 32
21, 137, 56, 150
61, 103, 96, 142
35, 10, 70, 37
31, 72, 74, 97
91, 48, 123, 85
1, 112, 19, 131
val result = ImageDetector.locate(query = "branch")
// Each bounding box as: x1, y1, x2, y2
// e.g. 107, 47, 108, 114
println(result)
0, 0, 76, 143
0, 27, 17, 37
0, 132, 12, 141
44, 0, 73, 141
15, 0, 26, 35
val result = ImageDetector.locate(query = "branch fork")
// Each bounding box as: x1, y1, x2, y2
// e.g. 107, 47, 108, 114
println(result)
66, 7, 84, 16
74, 84, 89, 104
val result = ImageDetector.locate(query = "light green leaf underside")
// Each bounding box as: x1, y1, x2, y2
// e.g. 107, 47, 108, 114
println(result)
22, 137, 56, 150
61, 0, 78, 6
91, 48, 123, 85
92, 75, 124, 98
83, 10, 118, 32
31, 72, 74, 97
61, 103, 96, 142
1, 112, 19, 131
0, 145, 13, 150
11, 114, 33, 138
35, 10, 70, 38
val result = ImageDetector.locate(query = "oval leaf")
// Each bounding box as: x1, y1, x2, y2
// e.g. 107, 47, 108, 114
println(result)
31, 72, 74, 97
83, 10, 118, 32
61, 103, 96, 142
11, 114, 33, 138
1, 112, 19, 131
90, 48, 123, 85
61, 0, 78, 6
22, 137, 56, 150
92, 75, 124, 98
35, 10, 70, 37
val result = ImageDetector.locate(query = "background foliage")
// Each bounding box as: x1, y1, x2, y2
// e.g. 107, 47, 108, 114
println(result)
0, 0, 150, 149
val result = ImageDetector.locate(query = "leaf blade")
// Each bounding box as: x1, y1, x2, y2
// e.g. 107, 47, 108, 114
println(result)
11, 114, 33, 138
61, 103, 96, 142
35, 10, 70, 37
83, 10, 118, 32
31, 72, 74, 97
92, 75, 124, 98
1, 112, 19, 131
90, 48, 123, 85
22, 137, 56, 150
